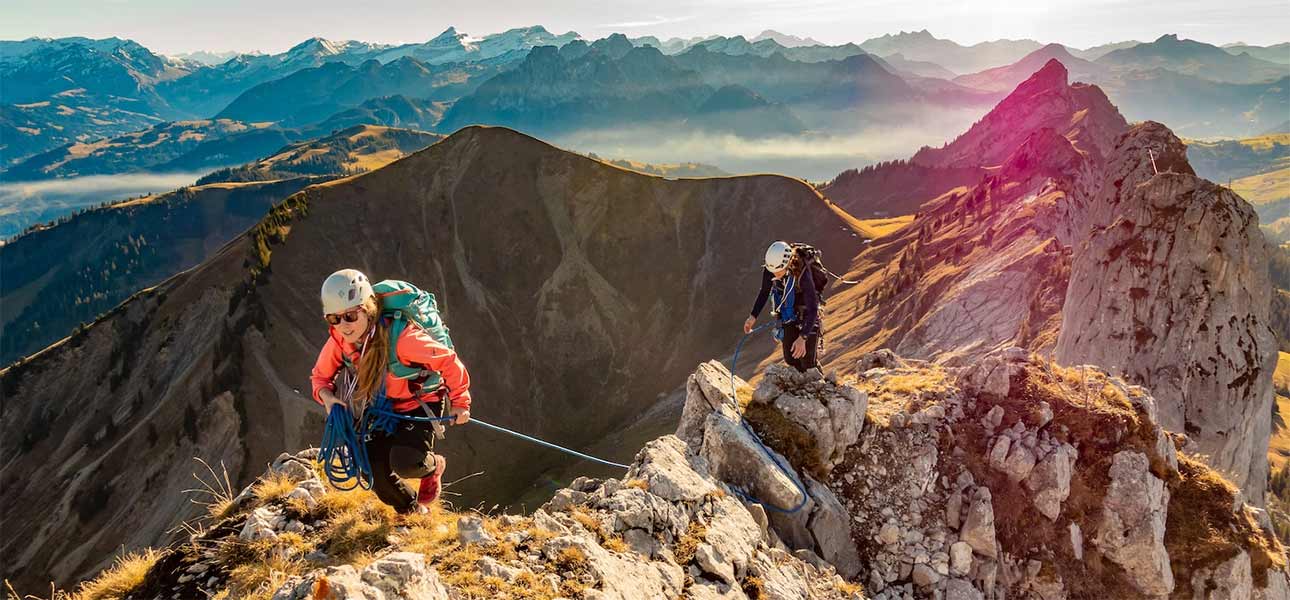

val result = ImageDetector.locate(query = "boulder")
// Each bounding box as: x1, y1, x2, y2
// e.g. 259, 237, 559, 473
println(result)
1188, 551, 1252, 600
699, 412, 805, 511
1024, 443, 1077, 520
960, 487, 999, 559
1093, 451, 1174, 596
272, 552, 449, 600
456, 516, 495, 546
678, 361, 746, 451
806, 478, 863, 579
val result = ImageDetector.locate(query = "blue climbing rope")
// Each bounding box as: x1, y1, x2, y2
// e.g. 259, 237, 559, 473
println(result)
468, 419, 629, 469
319, 403, 375, 490
319, 393, 628, 490
727, 322, 810, 514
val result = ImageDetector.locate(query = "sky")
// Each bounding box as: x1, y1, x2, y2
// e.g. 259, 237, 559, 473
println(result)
2, 0, 1287, 55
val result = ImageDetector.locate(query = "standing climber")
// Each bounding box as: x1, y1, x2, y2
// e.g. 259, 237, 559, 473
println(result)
310, 269, 471, 513
744, 241, 825, 372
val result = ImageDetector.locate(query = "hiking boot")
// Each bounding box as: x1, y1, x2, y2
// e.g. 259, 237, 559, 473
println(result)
416, 454, 447, 506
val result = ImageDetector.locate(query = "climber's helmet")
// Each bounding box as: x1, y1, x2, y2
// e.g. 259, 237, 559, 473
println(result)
320, 268, 373, 320
764, 241, 794, 273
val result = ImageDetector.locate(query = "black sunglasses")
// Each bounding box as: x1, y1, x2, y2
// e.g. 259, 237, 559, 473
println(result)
324, 308, 364, 326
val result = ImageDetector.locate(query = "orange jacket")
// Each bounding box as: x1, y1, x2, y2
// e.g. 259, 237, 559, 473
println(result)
310, 321, 472, 411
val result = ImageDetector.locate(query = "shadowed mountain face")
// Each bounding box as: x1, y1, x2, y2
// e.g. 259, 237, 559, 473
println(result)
1, 125, 437, 365
214, 57, 501, 127
0, 177, 327, 365
437, 45, 720, 137
0, 126, 864, 590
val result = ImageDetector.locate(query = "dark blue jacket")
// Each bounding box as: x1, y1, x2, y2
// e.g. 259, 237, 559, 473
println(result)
750, 268, 820, 336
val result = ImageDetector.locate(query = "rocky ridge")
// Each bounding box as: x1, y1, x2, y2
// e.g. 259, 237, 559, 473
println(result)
78, 431, 861, 599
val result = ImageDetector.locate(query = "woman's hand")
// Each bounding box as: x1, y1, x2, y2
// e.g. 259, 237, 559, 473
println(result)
744, 316, 756, 334
449, 406, 471, 425
791, 337, 807, 359
320, 389, 347, 415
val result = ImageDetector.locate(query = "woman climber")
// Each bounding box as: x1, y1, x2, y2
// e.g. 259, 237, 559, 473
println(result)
744, 241, 825, 373
310, 268, 472, 512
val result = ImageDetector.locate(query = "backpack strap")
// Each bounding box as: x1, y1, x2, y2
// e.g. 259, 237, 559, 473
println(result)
383, 315, 443, 394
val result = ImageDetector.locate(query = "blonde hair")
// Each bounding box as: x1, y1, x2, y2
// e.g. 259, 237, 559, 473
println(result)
352, 295, 388, 414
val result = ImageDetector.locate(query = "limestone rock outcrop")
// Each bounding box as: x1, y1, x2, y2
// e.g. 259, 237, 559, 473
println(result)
679, 352, 1287, 600
1055, 122, 1277, 502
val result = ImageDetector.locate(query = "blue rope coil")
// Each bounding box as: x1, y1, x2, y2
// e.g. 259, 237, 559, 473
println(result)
319, 403, 374, 490
728, 322, 810, 514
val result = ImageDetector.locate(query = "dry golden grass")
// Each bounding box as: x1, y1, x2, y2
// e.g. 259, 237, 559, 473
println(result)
1232, 167, 1290, 206
673, 522, 707, 566
223, 550, 306, 600
835, 578, 864, 596
1166, 454, 1288, 588
875, 370, 949, 396
185, 457, 239, 522
1272, 395, 1290, 470
69, 549, 160, 600
1271, 353, 1290, 469
1274, 352, 1290, 392
252, 473, 298, 505
320, 498, 397, 560
553, 546, 587, 570
856, 215, 915, 238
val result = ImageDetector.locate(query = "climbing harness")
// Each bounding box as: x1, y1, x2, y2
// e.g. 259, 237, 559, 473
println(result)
726, 323, 810, 514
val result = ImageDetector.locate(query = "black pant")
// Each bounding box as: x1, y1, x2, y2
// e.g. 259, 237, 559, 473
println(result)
781, 322, 820, 372
366, 406, 441, 512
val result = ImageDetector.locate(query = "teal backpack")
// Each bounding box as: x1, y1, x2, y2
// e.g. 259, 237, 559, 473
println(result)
342, 280, 454, 393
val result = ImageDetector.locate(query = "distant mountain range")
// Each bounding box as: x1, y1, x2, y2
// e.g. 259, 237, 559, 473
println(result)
1097, 34, 1286, 84
167, 49, 247, 66
4, 96, 446, 181
944, 36, 1289, 137
212, 56, 499, 126
195, 124, 442, 184
750, 30, 824, 47
1222, 42, 1290, 64
952, 44, 1107, 92
858, 29, 1044, 74
438, 37, 927, 139
2, 29, 1286, 177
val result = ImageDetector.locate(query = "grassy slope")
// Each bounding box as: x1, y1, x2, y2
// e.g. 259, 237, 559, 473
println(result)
1271, 351, 1290, 469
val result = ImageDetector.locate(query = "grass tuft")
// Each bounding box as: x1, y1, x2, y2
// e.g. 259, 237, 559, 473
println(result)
72, 548, 161, 600
673, 522, 707, 566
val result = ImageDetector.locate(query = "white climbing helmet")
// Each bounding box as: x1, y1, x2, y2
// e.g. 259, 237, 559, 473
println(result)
320, 269, 373, 315
764, 241, 794, 272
